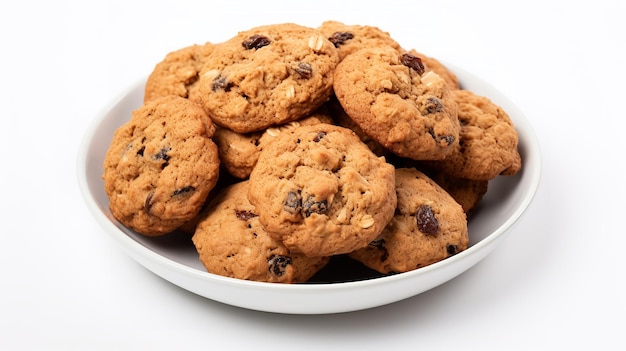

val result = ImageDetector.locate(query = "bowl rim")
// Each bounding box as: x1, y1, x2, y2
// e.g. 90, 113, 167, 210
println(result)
76, 63, 542, 312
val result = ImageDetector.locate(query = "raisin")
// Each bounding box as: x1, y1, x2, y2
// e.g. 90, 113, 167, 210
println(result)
329, 31, 354, 47
400, 53, 425, 75
447, 244, 459, 256
242, 35, 271, 50
154, 148, 169, 160
312, 131, 326, 142
268, 255, 292, 276
144, 192, 154, 212
427, 129, 454, 146
154, 148, 171, 169
369, 238, 389, 262
284, 191, 302, 214
172, 186, 195, 197
440, 135, 455, 146
212, 75, 231, 92
302, 196, 328, 217
416, 204, 439, 235
425, 97, 444, 114
234, 209, 257, 221
136, 146, 145, 156
294, 62, 313, 79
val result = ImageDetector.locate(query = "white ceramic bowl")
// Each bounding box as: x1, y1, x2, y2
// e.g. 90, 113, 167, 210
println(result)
77, 64, 541, 314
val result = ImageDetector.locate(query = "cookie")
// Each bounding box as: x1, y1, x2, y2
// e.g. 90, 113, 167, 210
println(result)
427, 170, 488, 215
327, 96, 391, 158
424, 89, 522, 180
317, 20, 402, 61
103, 95, 220, 236
192, 181, 329, 283
248, 124, 397, 257
213, 108, 333, 179
144, 42, 216, 105
408, 49, 460, 89
349, 167, 468, 274
390, 158, 489, 215
333, 46, 460, 160
176, 172, 240, 234
197, 23, 339, 133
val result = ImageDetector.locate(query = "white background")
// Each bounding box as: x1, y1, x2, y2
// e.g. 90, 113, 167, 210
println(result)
2, 0, 624, 349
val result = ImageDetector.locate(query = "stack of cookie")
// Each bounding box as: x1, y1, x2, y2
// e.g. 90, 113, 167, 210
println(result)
102, 21, 522, 283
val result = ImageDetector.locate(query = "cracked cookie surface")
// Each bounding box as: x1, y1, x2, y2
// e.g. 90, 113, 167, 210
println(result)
407, 49, 460, 89
192, 181, 329, 283
213, 108, 333, 179
103, 95, 220, 236
333, 46, 460, 160
248, 124, 396, 257
349, 167, 468, 273
317, 20, 402, 62
197, 23, 339, 133
424, 89, 522, 180
144, 42, 216, 105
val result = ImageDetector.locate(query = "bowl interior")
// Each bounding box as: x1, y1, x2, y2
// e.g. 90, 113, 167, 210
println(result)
78, 65, 541, 311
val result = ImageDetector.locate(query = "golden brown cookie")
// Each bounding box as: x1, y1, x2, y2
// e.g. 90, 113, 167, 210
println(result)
176, 173, 240, 234
103, 95, 220, 236
408, 49, 460, 89
427, 170, 489, 215
424, 89, 522, 180
248, 124, 397, 257
213, 109, 333, 179
327, 96, 391, 158
349, 168, 468, 273
192, 181, 329, 283
197, 23, 339, 133
144, 42, 217, 105
317, 20, 402, 61
333, 46, 460, 160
